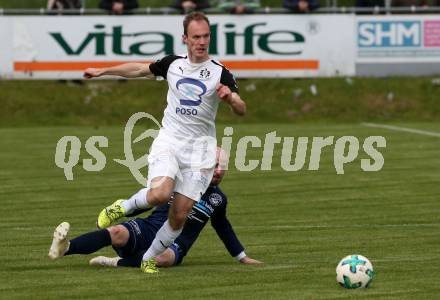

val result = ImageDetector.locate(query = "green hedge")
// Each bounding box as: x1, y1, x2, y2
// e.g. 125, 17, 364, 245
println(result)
1, 77, 439, 127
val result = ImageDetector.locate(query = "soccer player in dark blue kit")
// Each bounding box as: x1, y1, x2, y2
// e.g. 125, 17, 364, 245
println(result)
48, 148, 262, 268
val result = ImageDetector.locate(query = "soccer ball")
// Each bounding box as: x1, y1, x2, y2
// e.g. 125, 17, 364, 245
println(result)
336, 254, 375, 289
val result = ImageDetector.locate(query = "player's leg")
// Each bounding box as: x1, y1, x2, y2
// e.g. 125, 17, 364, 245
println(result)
90, 218, 155, 268
48, 223, 129, 260
155, 244, 180, 268
89, 250, 144, 268
89, 226, 139, 268
114, 250, 144, 267
140, 168, 213, 273
122, 187, 149, 213
97, 177, 175, 229
121, 176, 175, 215
120, 176, 175, 213
168, 193, 195, 229
124, 132, 179, 213
90, 247, 179, 268
141, 193, 193, 261
97, 137, 179, 228
107, 224, 130, 247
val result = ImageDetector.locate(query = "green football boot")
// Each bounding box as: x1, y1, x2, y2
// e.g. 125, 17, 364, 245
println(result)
97, 199, 126, 229
140, 258, 159, 274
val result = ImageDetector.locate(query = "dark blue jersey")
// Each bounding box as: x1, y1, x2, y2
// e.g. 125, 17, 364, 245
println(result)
141, 186, 244, 264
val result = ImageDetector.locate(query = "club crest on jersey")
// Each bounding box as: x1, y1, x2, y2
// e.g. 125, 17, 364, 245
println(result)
209, 193, 222, 206
176, 78, 207, 106
199, 68, 211, 79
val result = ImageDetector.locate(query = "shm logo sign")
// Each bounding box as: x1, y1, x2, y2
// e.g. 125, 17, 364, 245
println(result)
50, 23, 305, 56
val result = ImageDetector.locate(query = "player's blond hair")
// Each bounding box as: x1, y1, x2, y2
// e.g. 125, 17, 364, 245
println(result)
183, 12, 210, 36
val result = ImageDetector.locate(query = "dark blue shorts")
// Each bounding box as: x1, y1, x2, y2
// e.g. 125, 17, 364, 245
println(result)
113, 218, 182, 266
113, 218, 156, 258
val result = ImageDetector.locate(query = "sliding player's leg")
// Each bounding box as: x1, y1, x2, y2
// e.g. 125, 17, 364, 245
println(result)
90, 218, 158, 268
48, 223, 128, 260
90, 246, 179, 268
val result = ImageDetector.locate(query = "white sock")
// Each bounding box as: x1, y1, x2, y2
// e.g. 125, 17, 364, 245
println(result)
142, 220, 182, 261
122, 188, 149, 214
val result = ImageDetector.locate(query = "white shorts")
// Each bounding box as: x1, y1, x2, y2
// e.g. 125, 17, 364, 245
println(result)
147, 129, 216, 202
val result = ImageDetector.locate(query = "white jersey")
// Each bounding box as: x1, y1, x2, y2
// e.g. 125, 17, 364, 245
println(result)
149, 55, 238, 139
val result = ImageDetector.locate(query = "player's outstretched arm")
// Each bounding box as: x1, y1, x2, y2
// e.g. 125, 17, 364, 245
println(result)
84, 62, 153, 79
216, 84, 246, 116
211, 203, 262, 265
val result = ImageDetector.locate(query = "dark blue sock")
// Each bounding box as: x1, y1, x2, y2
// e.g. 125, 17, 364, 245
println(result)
65, 229, 111, 255
117, 251, 144, 267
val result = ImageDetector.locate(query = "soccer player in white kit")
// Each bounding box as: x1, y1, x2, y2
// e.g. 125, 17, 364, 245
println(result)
83, 12, 246, 273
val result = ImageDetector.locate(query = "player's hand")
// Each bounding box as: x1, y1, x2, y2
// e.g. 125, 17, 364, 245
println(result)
216, 84, 232, 103
83, 68, 104, 79
239, 256, 263, 265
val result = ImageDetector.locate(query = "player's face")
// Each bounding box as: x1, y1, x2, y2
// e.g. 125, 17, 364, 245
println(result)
183, 20, 210, 63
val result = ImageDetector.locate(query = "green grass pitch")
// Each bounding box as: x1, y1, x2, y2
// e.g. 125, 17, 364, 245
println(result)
1, 122, 439, 299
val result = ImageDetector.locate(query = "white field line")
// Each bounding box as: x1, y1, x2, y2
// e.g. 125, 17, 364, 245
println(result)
234, 223, 440, 230
362, 122, 440, 138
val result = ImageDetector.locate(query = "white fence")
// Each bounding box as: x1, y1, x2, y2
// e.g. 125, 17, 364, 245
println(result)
1, 14, 439, 79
